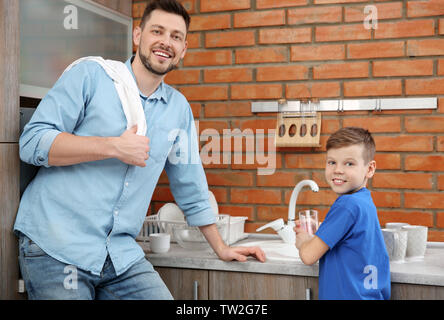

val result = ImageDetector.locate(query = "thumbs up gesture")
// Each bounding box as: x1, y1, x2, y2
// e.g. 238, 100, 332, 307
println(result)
113, 125, 150, 167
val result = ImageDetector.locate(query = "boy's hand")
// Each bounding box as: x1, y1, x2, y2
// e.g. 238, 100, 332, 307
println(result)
294, 220, 312, 250
294, 220, 329, 265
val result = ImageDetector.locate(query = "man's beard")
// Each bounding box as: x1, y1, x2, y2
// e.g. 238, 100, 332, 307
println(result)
139, 49, 178, 76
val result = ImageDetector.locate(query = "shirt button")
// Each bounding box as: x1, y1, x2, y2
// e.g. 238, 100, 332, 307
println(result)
125, 182, 129, 187
114, 210, 119, 215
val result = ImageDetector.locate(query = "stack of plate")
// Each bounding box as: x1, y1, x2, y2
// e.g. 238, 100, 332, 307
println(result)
156, 191, 219, 242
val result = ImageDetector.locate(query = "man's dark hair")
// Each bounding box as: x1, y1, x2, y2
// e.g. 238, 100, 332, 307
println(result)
140, 0, 191, 31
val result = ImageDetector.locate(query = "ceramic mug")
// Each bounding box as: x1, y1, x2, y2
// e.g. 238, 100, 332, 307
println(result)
402, 225, 428, 260
149, 233, 171, 253
385, 222, 409, 229
381, 228, 408, 263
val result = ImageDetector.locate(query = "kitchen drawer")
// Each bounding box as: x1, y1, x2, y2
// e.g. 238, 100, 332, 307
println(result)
391, 283, 444, 300
208, 270, 317, 300
155, 267, 209, 300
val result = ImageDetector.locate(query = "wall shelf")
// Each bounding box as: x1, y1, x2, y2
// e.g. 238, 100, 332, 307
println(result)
251, 98, 437, 113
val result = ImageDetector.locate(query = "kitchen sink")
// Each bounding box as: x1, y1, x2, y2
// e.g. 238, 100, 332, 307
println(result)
237, 234, 301, 262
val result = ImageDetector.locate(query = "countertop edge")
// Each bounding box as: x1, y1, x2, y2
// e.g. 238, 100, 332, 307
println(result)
390, 272, 444, 287
147, 255, 320, 277
140, 241, 444, 287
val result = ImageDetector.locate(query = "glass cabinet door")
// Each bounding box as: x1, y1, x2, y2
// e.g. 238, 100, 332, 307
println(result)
20, 0, 132, 98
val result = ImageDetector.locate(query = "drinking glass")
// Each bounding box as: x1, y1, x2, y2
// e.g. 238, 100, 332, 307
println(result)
298, 210, 319, 236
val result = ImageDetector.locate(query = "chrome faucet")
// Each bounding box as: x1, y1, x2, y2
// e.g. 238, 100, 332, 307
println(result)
256, 180, 319, 244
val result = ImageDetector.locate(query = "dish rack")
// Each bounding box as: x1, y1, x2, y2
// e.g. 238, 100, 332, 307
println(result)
137, 214, 248, 245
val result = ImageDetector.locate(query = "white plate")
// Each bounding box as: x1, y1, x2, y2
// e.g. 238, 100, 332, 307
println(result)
158, 203, 185, 222
209, 191, 218, 216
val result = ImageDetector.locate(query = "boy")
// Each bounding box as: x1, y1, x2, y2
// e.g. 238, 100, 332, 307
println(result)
295, 127, 390, 300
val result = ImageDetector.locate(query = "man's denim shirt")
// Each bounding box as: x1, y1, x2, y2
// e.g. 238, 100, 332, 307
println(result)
14, 57, 216, 276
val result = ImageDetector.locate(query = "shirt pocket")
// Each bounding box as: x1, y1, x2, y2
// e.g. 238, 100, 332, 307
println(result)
148, 125, 177, 164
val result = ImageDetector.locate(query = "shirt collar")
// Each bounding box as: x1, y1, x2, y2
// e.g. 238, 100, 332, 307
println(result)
125, 56, 168, 104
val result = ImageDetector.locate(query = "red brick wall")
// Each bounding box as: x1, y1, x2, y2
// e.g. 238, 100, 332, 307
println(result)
133, 0, 444, 241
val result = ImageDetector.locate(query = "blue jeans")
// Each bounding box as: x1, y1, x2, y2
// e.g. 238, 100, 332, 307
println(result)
18, 233, 173, 300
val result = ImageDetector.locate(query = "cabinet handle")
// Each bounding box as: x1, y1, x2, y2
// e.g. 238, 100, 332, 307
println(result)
305, 288, 311, 300
193, 280, 198, 300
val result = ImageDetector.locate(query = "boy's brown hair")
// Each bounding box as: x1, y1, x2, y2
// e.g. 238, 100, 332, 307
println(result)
326, 127, 376, 164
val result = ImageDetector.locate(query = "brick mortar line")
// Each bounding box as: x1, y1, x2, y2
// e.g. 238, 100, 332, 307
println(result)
177, 58, 444, 70
192, 8, 442, 20
190, 18, 441, 31
133, 2, 444, 20
181, 63, 443, 71
186, 29, 443, 39
175, 79, 444, 86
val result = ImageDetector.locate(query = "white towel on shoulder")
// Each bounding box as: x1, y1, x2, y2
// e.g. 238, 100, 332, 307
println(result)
62, 56, 147, 136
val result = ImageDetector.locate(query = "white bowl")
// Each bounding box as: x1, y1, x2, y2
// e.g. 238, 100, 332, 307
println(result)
173, 215, 230, 250
173, 225, 210, 250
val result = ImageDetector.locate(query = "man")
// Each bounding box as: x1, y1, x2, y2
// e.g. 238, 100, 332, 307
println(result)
14, 0, 265, 300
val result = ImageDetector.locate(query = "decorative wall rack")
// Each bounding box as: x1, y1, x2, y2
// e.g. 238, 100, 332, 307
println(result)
251, 97, 437, 113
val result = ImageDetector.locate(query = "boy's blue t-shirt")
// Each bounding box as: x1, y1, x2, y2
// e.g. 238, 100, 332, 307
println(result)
315, 188, 390, 300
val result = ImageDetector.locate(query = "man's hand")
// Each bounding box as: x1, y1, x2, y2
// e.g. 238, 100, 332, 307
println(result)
216, 245, 266, 263
199, 224, 266, 263
112, 125, 150, 167
47, 125, 150, 167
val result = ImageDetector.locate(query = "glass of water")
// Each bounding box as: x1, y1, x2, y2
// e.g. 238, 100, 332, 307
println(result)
298, 210, 319, 236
